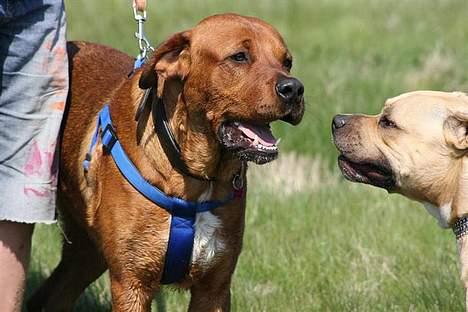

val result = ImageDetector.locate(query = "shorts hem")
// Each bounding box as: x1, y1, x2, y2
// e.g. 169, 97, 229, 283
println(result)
0, 215, 56, 224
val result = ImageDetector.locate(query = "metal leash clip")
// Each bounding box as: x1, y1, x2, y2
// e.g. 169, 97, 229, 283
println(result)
133, 5, 154, 64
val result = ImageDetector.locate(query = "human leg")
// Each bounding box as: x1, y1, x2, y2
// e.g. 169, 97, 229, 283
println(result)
0, 221, 34, 312
0, 0, 68, 310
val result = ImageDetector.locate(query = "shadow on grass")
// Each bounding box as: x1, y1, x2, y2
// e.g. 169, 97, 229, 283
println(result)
24, 270, 112, 311
24, 270, 167, 311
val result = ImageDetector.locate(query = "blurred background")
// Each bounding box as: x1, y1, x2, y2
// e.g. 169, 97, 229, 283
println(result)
28, 0, 468, 311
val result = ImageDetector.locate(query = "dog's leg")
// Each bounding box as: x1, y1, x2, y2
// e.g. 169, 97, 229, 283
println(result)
456, 236, 468, 311
27, 213, 107, 312
109, 274, 155, 312
188, 277, 232, 312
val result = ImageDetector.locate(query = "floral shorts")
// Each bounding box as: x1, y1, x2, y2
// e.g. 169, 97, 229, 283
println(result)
0, 0, 68, 223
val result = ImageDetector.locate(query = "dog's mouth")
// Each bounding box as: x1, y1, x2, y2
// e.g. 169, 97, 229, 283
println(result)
218, 121, 279, 164
337, 155, 395, 189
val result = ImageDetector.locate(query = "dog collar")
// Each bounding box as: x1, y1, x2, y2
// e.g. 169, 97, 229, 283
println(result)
83, 104, 244, 284
135, 86, 214, 181
132, 55, 210, 181
152, 91, 214, 181
453, 216, 468, 240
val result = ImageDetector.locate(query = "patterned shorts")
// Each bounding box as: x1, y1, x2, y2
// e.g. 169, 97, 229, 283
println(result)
0, 0, 68, 223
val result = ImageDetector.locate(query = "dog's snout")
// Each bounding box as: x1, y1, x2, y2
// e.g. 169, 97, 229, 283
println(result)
332, 114, 351, 130
276, 77, 304, 104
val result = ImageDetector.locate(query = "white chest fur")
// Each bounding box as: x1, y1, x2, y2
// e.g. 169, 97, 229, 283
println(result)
422, 201, 452, 228
191, 183, 225, 268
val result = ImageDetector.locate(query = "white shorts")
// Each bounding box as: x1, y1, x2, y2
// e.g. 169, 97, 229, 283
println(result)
0, 0, 68, 223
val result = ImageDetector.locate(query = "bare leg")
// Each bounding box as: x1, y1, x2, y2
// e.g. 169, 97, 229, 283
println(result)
0, 221, 34, 312
27, 214, 106, 312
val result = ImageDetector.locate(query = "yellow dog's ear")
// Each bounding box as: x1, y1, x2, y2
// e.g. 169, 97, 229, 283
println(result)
444, 111, 468, 153
139, 30, 192, 89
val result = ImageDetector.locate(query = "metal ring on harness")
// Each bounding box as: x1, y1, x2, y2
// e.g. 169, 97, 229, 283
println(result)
232, 161, 246, 191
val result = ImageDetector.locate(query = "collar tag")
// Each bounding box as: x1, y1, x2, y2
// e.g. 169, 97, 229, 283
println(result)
232, 161, 246, 198
232, 161, 246, 190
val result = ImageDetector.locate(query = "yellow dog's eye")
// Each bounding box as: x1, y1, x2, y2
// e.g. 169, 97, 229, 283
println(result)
230, 52, 249, 63
379, 115, 397, 129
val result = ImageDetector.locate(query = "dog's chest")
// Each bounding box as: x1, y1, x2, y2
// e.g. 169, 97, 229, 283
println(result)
191, 185, 226, 269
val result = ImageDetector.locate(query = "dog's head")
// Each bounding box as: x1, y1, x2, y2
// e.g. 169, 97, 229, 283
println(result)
139, 13, 304, 165
332, 91, 468, 224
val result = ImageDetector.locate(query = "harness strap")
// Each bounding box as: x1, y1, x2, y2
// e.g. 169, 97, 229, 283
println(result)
83, 104, 241, 284
162, 215, 196, 283
84, 105, 232, 216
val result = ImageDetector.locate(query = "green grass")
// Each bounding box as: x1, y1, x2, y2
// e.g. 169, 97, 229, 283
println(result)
26, 0, 468, 310
27, 174, 463, 311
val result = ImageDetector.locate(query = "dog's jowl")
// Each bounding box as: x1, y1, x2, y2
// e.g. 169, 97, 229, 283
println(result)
27, 13, 304, 312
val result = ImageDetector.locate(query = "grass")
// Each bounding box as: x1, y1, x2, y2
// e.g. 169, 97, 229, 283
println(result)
25, 0, 468, 310
27, 163, 464, 311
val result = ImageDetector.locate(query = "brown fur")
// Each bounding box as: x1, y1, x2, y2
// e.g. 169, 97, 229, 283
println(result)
27, 14, 303, 311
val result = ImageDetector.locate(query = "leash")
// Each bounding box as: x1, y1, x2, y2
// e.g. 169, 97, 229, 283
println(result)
132, 0, 154, 70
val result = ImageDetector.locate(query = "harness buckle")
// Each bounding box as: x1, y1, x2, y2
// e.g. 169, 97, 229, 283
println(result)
102, 124, 118, 153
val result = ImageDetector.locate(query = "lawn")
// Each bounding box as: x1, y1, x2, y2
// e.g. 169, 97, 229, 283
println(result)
26, 0, 468, 311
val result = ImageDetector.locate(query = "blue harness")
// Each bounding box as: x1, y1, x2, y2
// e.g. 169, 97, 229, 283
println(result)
83, 104, 241, 284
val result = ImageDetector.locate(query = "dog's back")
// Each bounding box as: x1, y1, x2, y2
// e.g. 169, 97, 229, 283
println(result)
62, 45, 131, 187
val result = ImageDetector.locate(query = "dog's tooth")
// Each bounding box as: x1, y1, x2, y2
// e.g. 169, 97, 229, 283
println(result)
276, 138, 282, 145
234, 121, 240, 127
253, 135, 259, 146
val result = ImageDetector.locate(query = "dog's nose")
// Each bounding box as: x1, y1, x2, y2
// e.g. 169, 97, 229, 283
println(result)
276, 77, 304, 104
332, 114, 350, 130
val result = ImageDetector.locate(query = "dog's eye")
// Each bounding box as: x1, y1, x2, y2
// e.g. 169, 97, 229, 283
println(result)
230, 52, 249, 63
379, 115, 397, 129
283, 58, 292, 71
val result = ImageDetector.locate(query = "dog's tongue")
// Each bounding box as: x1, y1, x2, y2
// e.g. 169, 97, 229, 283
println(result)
238, 123, 276, 146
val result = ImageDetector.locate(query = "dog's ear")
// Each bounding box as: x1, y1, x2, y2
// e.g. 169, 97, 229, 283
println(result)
444, 111, 468, 153
139, 31, 192, 89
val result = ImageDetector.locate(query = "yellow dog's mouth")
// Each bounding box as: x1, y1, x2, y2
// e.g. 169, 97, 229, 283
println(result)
218, 121, 279, 164
337, 155, 395, 189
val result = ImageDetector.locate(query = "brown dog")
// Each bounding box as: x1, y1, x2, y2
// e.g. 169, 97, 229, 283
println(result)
332, 91, 468, 309
28, 13, 304, 311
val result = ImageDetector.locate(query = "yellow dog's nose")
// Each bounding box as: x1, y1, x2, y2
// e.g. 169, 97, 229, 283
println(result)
332, 114, 351, 130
